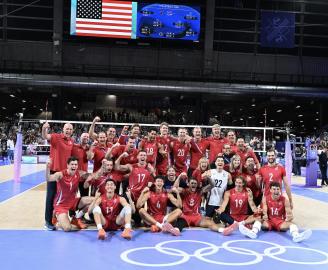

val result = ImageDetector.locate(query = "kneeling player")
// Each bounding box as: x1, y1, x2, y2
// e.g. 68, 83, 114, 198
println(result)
216, 176, 262, 236
91, 179, 133, 240
239, 182, 312, 242
46, 157, 94, 232
137, 176, 181, 236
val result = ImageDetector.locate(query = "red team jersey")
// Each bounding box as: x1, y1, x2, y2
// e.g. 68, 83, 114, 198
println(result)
259, 164, 286, 196
189, 138, 208, 170
139, 139, 158, 166
242, 170, 261, 198
148, 191, 168, 222
265, 194, 286, 231
171, 140, 191, 174
91, 172, 115, 195
229, 188, 249, 222
156, 135, 172, 175
49, 134, 74, 172
191, 169, 206, 186
235, 148, 260, 167
92, 145, 108, 172
180, 189, 203, 226
99, 193, 122, 230
206, 136, 228, 163
53, 170, 81, 214
129, 164, 154, 202
71, 144, 89, 171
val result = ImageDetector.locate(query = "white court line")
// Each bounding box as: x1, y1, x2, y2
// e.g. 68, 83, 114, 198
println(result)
0, 181, 45, 205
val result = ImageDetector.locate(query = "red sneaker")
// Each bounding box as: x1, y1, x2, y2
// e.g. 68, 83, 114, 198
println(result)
223, 222, 239, 236
71, 217, 87, 230
150, 225, 160, 233
121, 228, 133, 240
98, 229, 107, 240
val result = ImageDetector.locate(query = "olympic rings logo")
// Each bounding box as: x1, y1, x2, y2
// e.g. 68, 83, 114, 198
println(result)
120, 239, 328, 267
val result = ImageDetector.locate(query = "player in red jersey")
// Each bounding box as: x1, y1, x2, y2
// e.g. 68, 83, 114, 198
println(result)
42, 121, 75, 230
115, 150, 155, 203
189, 127, 208, 176
170, 128, 191, 174
72, 133, 90, 196
227, 130, 238, 152
90, 179, 133, 240
139, 128, 161, 167
242, 156, 262, 206
165, 178, 225, 233
46, 157, 93, 232
87, 131, 108, 172
215, 176, 261, 236
239, 182, 312, 242
119, 124, 141, 147
228, 154, 242, 182
206, 124, 229, 164
259, 149, 293, 209
137, 176, 182, 235
235, 137, 260, 169
156, 122, 173, 175
88, 116, 118, 147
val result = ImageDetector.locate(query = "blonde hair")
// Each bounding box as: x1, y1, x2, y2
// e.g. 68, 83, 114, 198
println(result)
197, 157, 210, 171
229, 154, 242, 173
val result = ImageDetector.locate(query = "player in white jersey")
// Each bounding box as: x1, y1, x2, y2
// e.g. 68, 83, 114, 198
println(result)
202, 155, 233, 218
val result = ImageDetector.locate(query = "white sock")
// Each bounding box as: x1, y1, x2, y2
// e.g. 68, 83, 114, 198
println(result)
252, 220, 262, 234
125, 223, 131, 229
156, 222, 163, 229
75, 211, 84, 219
218, 228, 224, 233
97, 224, 103, 230
289, 224, 299, 237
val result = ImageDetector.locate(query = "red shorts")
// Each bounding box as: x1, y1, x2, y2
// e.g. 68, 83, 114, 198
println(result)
181, 213, 202, 227
267, 218, 285, 231
231, 214, 249, 222
54, 198, 80, 216
104, 216, 122, 231
153, 214, 165, 223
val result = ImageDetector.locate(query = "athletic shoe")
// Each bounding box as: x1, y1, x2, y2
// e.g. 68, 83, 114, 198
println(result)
150, 225, 160, 233
293, 229, 312, 243
223, 222, 239, 236
162, 223, 181, 236
71, 217, 87, 229
98, 229, 107, 240
121, 228, 133, 240
44, 222, 56, 231
239, 223, 257, 239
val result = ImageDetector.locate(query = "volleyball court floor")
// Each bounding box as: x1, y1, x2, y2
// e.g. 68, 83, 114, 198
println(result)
0, 164, 328, 270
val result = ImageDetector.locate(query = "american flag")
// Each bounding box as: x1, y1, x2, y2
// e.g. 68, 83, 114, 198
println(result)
71, 0, 137, 39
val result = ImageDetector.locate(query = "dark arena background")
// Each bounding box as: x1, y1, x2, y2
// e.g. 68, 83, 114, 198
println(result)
0, 1, 328, 270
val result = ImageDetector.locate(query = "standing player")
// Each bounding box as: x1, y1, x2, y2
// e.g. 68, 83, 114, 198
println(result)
227, 130, 238, 152
46, 157, 93, 232
206, 124, 229, 165
137, 176, 182, 235
139, 128, 160, 167
87, 131, 108, 172
202, 156, 233, 218
216, 176, 261, 236
72, 132, 90, 196
88, 116, 118, 146
239, 182, 312, 242
90, 179, 133, 240
235, 137, 260, 169
189, 127, 208, 176
170, 128, 191, 174
119, 124, 142, 147
42, 121, 74, 230
156, 122, 173, 176
259, 149, 293, 209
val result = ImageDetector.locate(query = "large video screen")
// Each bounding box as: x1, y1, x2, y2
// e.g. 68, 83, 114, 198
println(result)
70, 0, 200, 41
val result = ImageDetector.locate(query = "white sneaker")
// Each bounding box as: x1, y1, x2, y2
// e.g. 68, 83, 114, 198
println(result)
293, 229, 312, 243
162, 222, 180, 236
239, 223, 257, 239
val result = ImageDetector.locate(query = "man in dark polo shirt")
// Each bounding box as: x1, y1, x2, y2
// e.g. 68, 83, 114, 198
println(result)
42, 121, 74, 230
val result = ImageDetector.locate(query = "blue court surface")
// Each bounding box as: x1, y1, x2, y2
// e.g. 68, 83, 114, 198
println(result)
0, 229, 327, 270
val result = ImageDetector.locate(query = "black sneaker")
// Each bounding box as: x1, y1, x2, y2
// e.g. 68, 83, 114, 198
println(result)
44, 221, 56, 231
